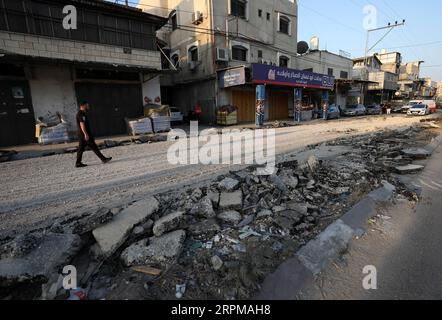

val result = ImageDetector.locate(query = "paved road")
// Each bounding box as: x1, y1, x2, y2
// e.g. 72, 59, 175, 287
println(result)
0, 114, 438, 239
299, 140, 442, 300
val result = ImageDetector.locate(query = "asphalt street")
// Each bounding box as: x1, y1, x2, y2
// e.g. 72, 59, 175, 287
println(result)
0, 114, 439, 240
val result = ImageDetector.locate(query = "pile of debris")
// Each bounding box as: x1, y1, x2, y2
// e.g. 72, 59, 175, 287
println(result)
0, 124, 437, 300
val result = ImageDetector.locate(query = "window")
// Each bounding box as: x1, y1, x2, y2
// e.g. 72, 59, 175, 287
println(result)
304, 68, 313, 72
171, 11, 178, 31
258, 9, 262, 18
0, 0, 158, 50
279, 55, 290, 68
231, 0, 246, 19
232, 45, 248, 62
267, 13, 271, 21
279, 16, 290, 35
328, 68, 334, 76
258, 50, 263, 59
340, 71, 348, 79
189, 46, 198, 62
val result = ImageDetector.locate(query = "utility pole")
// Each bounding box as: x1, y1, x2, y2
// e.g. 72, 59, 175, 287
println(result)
362, 20, 405, 104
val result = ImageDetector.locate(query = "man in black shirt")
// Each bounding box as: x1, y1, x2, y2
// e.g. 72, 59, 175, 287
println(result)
76, 101, 112, 168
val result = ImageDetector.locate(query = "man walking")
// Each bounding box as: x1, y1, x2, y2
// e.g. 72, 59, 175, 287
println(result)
76, 102, 112, 168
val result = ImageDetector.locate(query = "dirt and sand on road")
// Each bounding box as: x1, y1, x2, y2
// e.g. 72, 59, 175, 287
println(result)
0, 115, 439, 240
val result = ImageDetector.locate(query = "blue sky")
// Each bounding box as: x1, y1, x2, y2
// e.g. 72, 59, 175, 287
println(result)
298, 0, 442, 81
122, 0, 442, 81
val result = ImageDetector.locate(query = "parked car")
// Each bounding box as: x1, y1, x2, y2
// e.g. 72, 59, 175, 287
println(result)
169, 107, 184, 124
392, 105, 404, 113
411, 100, 437, 114
366, 104, 382, 115
318, 104, 341, 120
343, 104, 366, 116
407, 104, 430, 116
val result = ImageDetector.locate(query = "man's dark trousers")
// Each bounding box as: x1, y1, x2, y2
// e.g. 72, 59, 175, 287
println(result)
76, 137, 107, 165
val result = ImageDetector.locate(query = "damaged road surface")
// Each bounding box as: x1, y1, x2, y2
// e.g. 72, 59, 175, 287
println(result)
1, 119, 440, 300
0, 116, 438, 241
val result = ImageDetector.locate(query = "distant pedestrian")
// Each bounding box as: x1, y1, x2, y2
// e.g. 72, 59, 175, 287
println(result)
386, 104, 392, 115
75, 102, 112, 168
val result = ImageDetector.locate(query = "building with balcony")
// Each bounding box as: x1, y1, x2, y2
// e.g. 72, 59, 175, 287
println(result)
0, 0, 167, 146
142, 0, 335, 123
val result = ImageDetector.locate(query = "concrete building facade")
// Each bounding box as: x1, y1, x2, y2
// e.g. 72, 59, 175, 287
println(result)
142, 0, 337, 123
0, 0, 167, 146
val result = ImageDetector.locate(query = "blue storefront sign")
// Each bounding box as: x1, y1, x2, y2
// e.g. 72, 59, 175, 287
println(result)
218, 67, 246, 88
252, 63, 335, 90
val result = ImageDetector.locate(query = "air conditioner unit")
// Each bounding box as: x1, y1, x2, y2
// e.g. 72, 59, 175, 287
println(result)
192, 11, 204, 25
188, 61, 197, 71
216, 48, 229, 62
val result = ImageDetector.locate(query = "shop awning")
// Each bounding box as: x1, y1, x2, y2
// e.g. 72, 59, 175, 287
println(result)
251, 63, 335, 90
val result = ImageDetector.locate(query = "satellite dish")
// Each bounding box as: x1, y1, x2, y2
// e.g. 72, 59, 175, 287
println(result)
297, 41, 309, 54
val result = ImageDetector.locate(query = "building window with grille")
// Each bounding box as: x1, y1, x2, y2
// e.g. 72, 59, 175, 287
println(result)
278, 15, 291, 35
279, 55, 290, 68
340, 71, 348, 79
189, 46, 199, 62
232, 45, 248, 62
328, 68, 334, 76
231, 0, 247, 19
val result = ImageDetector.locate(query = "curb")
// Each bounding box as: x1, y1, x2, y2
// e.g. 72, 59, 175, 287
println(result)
257, 134, 442, 300
256, 181, 396, 300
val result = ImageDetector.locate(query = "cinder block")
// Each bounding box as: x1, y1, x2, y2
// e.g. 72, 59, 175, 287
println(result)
4, 40, 20, 48
10, 34, 25, 41
0, 32, 11, 40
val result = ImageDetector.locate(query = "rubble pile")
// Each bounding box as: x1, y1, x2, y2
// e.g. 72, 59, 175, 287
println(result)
0, 124, 438, 300
86, 125, 436, 300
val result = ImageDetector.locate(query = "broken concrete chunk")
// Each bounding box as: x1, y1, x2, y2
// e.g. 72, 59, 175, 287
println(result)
0, 233, 82, 287
207, 192, 220, 207
257, 209, 273, 218
395, 164, 425, 174
237, 214, 255, 228
120, 230, 186, 267
188, 219, 221, 237
190, 196, 215, 218
218, 177, 240, 191
269, 175, 288, 193
274, 210, 303, 230
219, 191, 243, 210
92, 197, 159, 257
401, 148, 431, 160
307, 155, 319, 172
218, 211, 242, 225
153, 211, 185, 237
279, 174, 299, 189
211, 255, 223, 271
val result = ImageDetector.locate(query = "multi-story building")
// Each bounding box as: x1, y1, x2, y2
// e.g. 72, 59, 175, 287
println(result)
297, 50, 353, 108
397, 61, 423, 100
0, 0, 167, 147
350, 54, 398, 104
375, 51, 402, 74
419, 78, 437, 98
142, 0, 335, 123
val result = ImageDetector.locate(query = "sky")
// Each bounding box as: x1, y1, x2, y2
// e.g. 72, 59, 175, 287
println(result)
297, 0, 442, 81
118, 0, 442, 81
